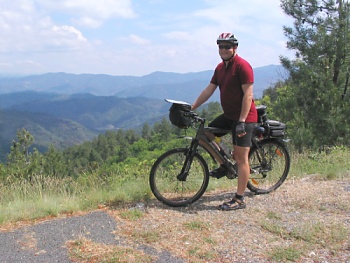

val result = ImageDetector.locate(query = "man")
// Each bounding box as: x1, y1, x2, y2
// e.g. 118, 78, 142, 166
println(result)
191, 33, 258, 211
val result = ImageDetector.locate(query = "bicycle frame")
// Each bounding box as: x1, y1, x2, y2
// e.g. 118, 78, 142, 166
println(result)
177, 115, 288, 182
177, 116, 237, 181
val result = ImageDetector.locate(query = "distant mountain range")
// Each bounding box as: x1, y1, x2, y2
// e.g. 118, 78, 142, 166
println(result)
0, 65, 285, 99
0, 65, 286, 161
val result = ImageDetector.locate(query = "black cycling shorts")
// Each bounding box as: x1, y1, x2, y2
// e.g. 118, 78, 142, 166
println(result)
208, 114, 256, 147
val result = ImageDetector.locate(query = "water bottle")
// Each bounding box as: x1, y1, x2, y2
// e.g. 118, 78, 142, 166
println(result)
214, 137, 231, 156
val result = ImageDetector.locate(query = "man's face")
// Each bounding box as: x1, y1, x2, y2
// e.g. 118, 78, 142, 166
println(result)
218, 42, 236, 60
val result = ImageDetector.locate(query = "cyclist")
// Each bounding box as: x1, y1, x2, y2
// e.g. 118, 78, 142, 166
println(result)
191, 32, 258, 211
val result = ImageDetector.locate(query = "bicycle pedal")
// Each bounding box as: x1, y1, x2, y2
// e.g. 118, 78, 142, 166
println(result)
225, 173, 236, 179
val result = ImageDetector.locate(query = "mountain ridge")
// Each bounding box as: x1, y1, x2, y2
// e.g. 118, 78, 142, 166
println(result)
0, 65, 285, 98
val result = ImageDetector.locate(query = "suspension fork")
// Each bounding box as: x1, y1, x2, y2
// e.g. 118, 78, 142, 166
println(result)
176, 120, 206, 181
176, 138, 200, 181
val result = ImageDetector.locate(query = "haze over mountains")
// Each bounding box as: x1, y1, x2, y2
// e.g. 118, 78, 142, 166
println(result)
0, 64, 285, 161
0, 65, 285, 98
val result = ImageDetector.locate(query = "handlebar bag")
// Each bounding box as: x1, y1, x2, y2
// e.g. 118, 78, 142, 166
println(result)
169, 103, 191, 129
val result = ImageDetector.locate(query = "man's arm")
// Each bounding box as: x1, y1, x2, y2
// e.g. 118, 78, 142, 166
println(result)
192, 83, 217, 110
239, 83, 254, 122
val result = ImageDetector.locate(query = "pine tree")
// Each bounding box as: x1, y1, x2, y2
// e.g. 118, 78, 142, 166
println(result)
278, 0, 350, 149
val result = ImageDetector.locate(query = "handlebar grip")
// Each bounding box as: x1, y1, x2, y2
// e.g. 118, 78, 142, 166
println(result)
183, 111, 193, 116
183, 111, 205, 123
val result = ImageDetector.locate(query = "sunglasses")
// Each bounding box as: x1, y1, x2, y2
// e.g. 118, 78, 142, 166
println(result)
218, 44, 234, 50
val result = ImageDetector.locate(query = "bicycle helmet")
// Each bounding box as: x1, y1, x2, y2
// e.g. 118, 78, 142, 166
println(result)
216, 33, 239, 46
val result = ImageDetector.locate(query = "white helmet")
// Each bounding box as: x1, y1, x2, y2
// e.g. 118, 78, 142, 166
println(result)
216, 33, 239, 46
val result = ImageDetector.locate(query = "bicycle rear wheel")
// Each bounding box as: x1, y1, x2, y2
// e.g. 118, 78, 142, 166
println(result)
149, 148, 209, 207
247, 139, 290, 194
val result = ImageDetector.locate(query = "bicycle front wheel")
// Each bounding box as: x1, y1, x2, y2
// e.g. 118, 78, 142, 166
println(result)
149, 148, 210, 207
247, 139, 290, 194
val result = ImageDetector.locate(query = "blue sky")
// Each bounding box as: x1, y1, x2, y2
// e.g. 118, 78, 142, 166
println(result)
0, 0, 294, 76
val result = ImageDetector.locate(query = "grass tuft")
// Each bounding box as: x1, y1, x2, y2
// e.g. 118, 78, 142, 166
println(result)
119, 209, 144, 221
290, 221, 348, 248
269, 246, 302, 262
184, 220, 209, 231
67, 237, 154, 263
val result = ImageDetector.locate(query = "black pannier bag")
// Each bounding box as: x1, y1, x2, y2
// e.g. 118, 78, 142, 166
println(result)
266, 120, 286, 137
169, 103, 192, 129
256, 105, 286, 138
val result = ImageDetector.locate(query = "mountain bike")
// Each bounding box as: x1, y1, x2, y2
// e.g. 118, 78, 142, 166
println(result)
149, 99, 290, 207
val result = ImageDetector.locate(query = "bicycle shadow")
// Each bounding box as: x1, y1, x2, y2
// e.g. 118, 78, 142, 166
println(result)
146, 191, 257, 213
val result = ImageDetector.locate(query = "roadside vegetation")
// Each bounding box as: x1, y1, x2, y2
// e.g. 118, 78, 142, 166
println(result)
0, 122, 349, 225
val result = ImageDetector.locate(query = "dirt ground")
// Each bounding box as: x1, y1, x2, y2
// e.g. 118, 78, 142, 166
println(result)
1, 175, 349, 262
108, 175, 350, 262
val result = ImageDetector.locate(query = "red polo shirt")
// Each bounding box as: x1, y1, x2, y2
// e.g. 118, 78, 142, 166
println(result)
210, 55, 258, 123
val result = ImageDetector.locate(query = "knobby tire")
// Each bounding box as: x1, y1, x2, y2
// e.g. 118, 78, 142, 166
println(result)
149, 148, 210, 207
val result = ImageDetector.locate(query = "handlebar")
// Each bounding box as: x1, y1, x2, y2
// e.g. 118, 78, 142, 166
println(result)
183, 110, 205, 124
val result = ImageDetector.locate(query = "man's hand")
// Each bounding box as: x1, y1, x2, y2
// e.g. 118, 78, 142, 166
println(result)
236, 122, 246, 137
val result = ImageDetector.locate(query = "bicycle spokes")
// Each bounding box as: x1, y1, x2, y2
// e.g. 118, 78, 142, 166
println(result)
149, 148, 210, 207
248, 140, 290, 193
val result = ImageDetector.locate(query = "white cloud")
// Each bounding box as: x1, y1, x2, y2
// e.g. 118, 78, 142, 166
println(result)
34, 0, 136, 27
73, 16, 102, 28
52, 25, 87, 42
125, 34, 151, 45
0, 1, 89, 53
0, 0, 93, 75
163, 31, 192, 41
51, 26, 87, 43
193, 0, 289, 37
0, 0, 294, 76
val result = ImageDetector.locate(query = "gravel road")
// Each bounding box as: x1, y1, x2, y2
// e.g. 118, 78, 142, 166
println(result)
0, 210, 183, 263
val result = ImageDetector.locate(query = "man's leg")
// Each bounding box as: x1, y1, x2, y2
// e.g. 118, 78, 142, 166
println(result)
233, 145, 250, 196
218, 146, 249, 210
208, 114, 233, 178
219, 123, 255, 210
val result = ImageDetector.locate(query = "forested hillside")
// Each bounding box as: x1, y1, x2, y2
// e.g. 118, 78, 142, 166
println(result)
0, 110, 96, 161
0, 94, 170, 161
